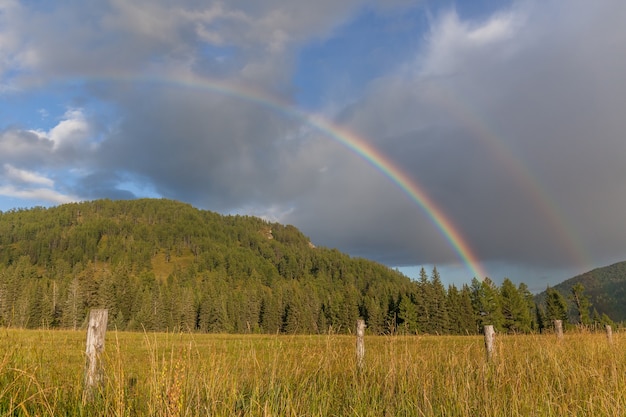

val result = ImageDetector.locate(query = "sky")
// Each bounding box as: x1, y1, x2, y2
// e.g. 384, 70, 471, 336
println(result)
1, 0, 626, 292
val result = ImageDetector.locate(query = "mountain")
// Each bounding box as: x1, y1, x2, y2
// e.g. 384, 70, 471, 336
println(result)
536, 261, 626, 322
0, 198, 420, 333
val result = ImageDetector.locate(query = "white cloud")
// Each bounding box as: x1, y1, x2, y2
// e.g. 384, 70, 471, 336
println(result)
0, 129, 53, 165
420, 8, 522, 76
3, 164, 54, 187
0, 108, 95, 207
47, 109, 91, 150
0, 185, 78, 204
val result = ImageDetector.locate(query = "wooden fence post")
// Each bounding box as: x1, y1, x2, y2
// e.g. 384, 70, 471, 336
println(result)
484, 325, 495, 360
554, 320, 563, 340
606, 324, 613, 344
356, 319, 365, 370
83, 309, 108, 402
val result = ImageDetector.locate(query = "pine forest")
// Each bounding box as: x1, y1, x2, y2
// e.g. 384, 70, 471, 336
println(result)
0, 199, 612, 334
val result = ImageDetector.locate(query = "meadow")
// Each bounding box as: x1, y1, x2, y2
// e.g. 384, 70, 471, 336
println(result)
0, 328, 625, 416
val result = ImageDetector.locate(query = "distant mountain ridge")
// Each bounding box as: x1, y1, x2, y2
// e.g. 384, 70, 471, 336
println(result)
537, 261, 626, 322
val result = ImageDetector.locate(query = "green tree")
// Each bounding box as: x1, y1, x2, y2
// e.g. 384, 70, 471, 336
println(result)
545, 287, 568, 324
416, 267, 432, 333
361, 295, 386, 335
500, 278, 532, 333
570, 283, 592, 326
447, 284, 475, 335
518, 283, 539, 332
397, 294, 418, 334
62, 276, 83, 330
259, 291, 283, 334
430, 267, 449, 334
458, 284, 477, 334
470, 278, 504, 332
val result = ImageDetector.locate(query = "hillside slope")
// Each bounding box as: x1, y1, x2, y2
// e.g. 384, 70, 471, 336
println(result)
0, 199, 417, 333
536, 261, 626, 322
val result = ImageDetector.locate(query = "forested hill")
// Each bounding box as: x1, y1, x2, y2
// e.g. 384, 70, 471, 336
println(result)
0, 198, 419, 333
0, 199, 613, 334
536, 261, 626, 322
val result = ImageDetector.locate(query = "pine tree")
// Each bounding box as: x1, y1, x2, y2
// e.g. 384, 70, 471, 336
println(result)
62, 276, 83, 330
500, 278, 532, 333
447, 284, 477, 335
458, 284, 477, 334
430, 267, 450, 334
545, 287, 568, 324
259, 291, 283, 334
518, 283, 539, 331
470, 278, 504, 332
416, 267, 432, 333
397, 294, 418, 334
570, 283, 591, 326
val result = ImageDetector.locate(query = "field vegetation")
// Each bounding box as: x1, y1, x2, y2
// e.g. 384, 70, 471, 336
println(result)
1, 328, 625, 416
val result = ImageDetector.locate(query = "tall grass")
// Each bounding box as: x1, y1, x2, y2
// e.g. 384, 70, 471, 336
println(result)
0, 328, 624, 416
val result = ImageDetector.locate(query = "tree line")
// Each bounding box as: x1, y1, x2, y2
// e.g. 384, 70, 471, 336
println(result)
0, 199, 613, 334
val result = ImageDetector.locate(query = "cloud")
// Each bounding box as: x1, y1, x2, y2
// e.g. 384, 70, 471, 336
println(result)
0, 129, 54, 167
303, 0, 626, 272
0, 109, 97, 205
3, 164, 53, 187
0, 185, 77, 205
0, 0, 385, 87
419, 8, 522, 76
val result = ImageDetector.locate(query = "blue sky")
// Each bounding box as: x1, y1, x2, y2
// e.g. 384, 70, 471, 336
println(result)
1, 0, 625, 291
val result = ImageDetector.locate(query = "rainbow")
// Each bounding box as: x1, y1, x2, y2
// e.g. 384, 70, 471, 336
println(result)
305, 115, 487, 280
92, 73, 488, 279
424, 84, 592, 273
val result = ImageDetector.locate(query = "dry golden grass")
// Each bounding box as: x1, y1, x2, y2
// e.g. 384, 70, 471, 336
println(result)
0, 328, 624, 416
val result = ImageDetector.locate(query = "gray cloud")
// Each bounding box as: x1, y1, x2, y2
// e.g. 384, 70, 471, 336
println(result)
300, 1, 626, 274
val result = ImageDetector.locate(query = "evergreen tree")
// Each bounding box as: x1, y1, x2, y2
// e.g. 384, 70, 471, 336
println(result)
430, 267, 449, 334
518, 283, 539, 332
500, 278, 532, 333
416, 267, 432, 333
535, 304, 546, 333
62, 276, 83, 330
545, 287, 568, 324
470, 278, 504, 332
458, 284, 477, 334
259, 291, 283, 334
397, 294, 418, 334
570, 283, 592, 326
361, 295, 386, 335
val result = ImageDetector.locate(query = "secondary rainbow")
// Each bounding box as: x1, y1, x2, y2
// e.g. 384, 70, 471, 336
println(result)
424, 84, 592, 273
95, 73, 488, 279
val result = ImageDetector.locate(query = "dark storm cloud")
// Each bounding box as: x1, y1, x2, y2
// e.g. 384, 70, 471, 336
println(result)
95, 85, 301, 211
299, 1, 626, 272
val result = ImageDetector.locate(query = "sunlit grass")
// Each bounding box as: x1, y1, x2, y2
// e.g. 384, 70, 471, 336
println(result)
0, 328, 624, 416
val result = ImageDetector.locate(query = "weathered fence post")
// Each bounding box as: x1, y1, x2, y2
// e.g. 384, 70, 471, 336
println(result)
484, 325, 495, 360
356, 319, 366, 370
83, 309, 108, 403
554, 320, 563, 340
606, 324, 613, 344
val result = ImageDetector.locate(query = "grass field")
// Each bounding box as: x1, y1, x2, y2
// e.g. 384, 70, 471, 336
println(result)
0, 328, 625, 416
